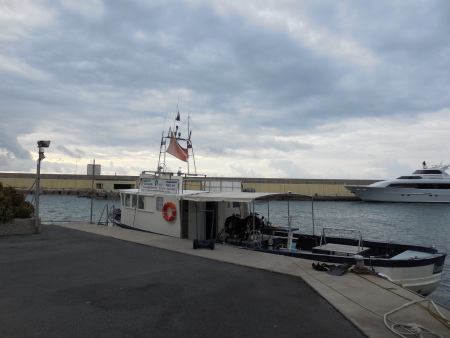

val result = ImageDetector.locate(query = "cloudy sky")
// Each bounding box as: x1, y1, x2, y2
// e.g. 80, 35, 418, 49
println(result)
1, 0, 450, 180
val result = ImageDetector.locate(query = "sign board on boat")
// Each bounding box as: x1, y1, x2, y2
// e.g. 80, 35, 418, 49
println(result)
140, 179, 179, 194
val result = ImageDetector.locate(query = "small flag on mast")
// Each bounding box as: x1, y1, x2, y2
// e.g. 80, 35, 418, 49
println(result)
176, 111, 180, 121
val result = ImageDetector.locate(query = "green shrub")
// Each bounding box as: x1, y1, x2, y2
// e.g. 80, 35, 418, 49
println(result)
0, 182, 35, 223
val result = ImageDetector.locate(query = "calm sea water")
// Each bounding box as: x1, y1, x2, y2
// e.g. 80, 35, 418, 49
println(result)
32, 195, 449, 307
28, 195, 116, 224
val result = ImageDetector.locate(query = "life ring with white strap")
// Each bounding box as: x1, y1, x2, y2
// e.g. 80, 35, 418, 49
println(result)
162, 202, 176, 221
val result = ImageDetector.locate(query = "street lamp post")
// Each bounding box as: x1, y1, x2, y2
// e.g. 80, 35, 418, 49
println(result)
35, 140, 51, 229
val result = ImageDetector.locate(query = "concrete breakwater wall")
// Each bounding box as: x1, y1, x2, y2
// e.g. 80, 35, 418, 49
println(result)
2, 172, 378, 200
0, 173, 138, 192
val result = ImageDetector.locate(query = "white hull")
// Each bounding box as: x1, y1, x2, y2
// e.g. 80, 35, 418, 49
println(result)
373, 265, 443, 296
346, 186, 450, 203
119, 185, 251, 239
120, 193, 184, 237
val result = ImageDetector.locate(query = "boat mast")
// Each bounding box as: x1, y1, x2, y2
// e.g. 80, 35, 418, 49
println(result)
187, 116, 198, 175
157, 129, 167, 174
156, 107, 199, 176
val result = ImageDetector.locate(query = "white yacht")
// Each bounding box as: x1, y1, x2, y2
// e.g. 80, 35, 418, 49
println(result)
345, 162, 450, 203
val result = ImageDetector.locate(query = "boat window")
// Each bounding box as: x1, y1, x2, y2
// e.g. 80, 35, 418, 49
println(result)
125, 194, 131, 207
390, 183, 450, 189
156, 197, 163, 211
397, 176, 421, 179
138, 196, 145, 210
418, 184, 435, 189
412, 170, 442, 174
387, 183, 418, 188
418, 183, 450, 189
131, 195, 137, 208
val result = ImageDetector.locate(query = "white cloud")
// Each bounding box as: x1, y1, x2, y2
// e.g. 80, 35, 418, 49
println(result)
0, 0, 55, 41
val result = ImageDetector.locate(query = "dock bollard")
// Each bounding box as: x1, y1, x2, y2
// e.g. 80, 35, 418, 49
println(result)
354, 255, 365, 268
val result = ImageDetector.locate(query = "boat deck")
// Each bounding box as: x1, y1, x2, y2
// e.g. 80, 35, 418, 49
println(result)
311, 243, 369, 256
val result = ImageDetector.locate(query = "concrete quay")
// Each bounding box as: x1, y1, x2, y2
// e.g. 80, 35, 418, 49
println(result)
1, 223, 449, 337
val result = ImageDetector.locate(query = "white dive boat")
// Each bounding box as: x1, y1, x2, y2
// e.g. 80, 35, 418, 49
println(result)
345, 162, 450, 203
114, 115, 446, 295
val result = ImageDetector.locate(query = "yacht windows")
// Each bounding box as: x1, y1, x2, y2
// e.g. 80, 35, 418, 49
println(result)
397, 176, 422, 179
387, 183, 450, 189
412, 170, 442, 175
131, 195, 137, 208
156, 197, 164, 211
138, 196, 145, 210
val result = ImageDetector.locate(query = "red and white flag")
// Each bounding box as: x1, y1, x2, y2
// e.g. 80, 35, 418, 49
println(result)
167, 132, 188, 162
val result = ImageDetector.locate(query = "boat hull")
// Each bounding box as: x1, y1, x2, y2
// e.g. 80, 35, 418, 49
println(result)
245, 235, 447, 296
254, 248, 444, 296
345, 186, 450, 203
373, 265, 442, 296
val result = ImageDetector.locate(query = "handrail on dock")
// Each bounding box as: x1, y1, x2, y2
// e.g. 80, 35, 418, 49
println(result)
98, 204, 115, 226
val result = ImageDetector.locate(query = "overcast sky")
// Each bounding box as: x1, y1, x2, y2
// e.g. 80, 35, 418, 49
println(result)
1, 0, 450, 180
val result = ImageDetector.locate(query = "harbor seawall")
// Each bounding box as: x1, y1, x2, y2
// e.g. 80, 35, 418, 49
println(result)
0, 172, 377, 200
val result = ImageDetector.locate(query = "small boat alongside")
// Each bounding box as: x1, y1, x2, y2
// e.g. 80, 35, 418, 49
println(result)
115, 113, 446, 296
345, 162, 450, 203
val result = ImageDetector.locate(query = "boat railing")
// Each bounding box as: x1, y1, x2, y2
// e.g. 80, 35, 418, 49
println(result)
281, 215, 302, 250
319, 227, 364, 252
246, 230, 262, 249
97, 203, 115, 226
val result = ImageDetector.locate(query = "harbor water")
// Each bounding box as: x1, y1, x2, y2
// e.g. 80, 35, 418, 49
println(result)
32, 195, 449, 308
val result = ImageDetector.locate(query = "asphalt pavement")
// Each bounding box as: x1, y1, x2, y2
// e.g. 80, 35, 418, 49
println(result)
0, 225, 365, 337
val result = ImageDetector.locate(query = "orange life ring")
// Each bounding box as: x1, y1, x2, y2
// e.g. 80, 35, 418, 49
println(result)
162, 202, 176, 221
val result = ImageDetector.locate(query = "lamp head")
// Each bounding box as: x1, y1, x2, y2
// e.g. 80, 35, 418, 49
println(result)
37, 140, 51, 148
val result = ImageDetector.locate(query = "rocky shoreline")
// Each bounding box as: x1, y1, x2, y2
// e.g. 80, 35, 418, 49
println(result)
16, 188, 120, 200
